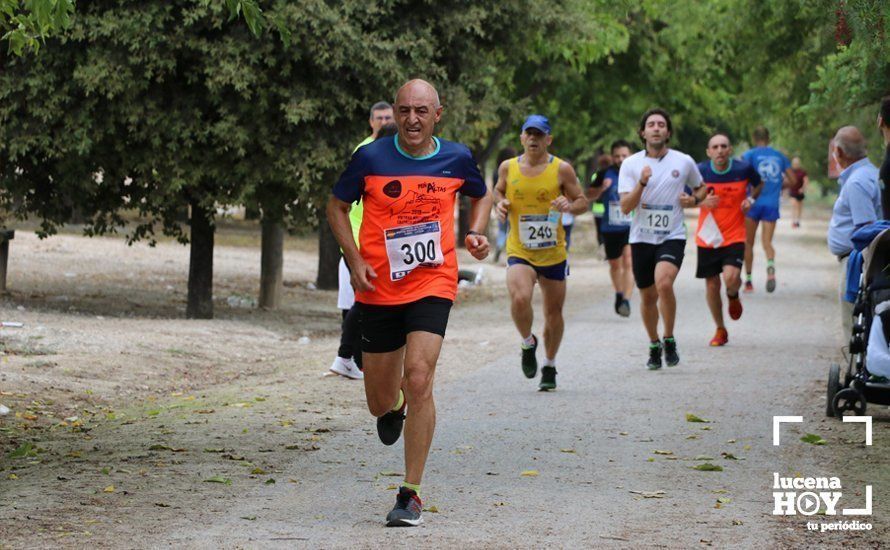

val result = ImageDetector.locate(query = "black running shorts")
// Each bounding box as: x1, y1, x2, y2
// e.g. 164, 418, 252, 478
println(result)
357, 297, 453, 353
695, 242, 745, 279
631, 239, 686, 289
602, 230, 630, 261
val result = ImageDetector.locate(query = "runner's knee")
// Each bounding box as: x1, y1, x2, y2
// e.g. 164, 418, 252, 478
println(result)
655, 276, 675, 296
404, 365, 435, 402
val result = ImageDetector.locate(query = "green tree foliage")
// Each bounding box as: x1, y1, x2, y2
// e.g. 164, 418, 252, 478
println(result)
1, 0, 74, 55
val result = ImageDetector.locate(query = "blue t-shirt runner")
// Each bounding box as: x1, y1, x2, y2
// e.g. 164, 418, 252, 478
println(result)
742, 145, 791, 222
600, 166, 633, 233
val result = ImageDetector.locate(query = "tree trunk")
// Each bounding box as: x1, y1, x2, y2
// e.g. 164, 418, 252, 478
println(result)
259, 218, 284, 309
457, 196, 470, 248
316, 207, 340, 290
186, 200, 214, 319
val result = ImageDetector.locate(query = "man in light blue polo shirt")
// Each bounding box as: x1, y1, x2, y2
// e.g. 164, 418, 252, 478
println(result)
827, 126, 881, 334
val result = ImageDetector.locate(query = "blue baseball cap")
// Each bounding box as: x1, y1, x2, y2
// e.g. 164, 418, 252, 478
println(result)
521, 114, 551, 134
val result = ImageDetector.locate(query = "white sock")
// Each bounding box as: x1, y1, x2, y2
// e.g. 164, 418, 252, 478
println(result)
521, 334, 536, 348
544, 357, 555, 367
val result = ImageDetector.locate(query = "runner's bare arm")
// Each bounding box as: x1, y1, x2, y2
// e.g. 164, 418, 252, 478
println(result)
465, 189, 493, 260
326, 195, 376, 292
586, 178, 610, 201
620, 165, 650, 214
801, 174, 810, 193
680, 185, 713, 208
494, 160, 511, 222
554, 162, 588, 215
750, 180, 763, 199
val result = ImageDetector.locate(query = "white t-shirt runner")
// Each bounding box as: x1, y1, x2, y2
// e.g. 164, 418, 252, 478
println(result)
617, 149, 703, 244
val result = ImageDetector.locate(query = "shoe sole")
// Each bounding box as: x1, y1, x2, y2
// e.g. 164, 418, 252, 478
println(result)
766, 279, 776, 293
386, 516, 423, 527
665, 357, 679, 367
647, 364, 662, 370
377, 414, 405, 446
710, 341, 727, 347
728, 303, 743, 320
329, 366, 363, 380
538, 384, 556, 391
617, 304, 631, 317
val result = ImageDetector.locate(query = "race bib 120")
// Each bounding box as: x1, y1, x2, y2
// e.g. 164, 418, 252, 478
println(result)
384, 221, 444, 281
639, 203, 674, 235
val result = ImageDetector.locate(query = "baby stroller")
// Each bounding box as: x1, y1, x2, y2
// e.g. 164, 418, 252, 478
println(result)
828, 222, 890, 417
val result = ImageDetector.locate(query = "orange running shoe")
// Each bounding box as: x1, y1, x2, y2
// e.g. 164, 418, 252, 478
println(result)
728, 295, 743, 320
710, 327, 729, 347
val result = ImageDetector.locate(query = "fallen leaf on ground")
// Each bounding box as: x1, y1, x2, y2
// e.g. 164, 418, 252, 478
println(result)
693, 463, 723, 472
630, 490, 666, 498
204, 476, 232, 485
7, 473, 18, 480
229, 402, 252, 408
379, 471, 403, 477
103, 485, 115, 493
686, 413, 710, 423
8, 442, 34, 458
653, 450, 673, 455
646, 458, 655, 462
251, 468, 267, 475
154, 502, 170, 507
801, 433, 827, 445
264, 478, 276, 485
721, 452, 741, 460
732, 520, 744, 526
520, 470, 539, 477
241, 516, 257, 521
717, 497, 732, 504
560, 448, 576, 454
693, 455, 714, 461
386, 484, 398, 490
423, 506, 439, 513
619, 432, 629, 436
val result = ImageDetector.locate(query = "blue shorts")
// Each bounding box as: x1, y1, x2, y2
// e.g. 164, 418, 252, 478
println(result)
746, 201, 780, 222
507, 257, 568, 281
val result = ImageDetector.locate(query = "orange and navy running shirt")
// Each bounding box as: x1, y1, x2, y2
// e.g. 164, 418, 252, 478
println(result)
333, 135, 487, 305
695, 159, 762, 248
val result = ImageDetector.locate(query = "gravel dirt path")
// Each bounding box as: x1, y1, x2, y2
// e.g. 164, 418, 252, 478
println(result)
1, 211, 887, 548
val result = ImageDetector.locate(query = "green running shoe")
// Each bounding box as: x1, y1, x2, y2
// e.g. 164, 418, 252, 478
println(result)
766, 264, 776, 293
664, 337, 679, 367
539, 366, 557, 391
647, 341, 663, 370
521, 335, 538, 379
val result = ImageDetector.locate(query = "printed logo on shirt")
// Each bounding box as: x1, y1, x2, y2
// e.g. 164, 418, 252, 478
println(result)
383, 179, 402, 198
672, 170, 680, 178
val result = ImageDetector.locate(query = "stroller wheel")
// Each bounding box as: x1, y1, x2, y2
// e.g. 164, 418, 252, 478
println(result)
832, 388, 867, 418
826, 364, 841, 417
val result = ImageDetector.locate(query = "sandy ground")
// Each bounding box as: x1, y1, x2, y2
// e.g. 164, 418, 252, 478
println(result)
0, 207, 887, 548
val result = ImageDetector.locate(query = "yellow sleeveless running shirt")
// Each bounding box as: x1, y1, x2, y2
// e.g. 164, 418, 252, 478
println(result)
505, 155, 567, 266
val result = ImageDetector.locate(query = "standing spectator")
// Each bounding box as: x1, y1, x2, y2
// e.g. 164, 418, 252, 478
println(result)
789, 157, 809, 228
827, 126, 881, 335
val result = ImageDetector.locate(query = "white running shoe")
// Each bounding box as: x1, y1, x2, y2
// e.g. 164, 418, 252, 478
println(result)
329, 357, 363, 380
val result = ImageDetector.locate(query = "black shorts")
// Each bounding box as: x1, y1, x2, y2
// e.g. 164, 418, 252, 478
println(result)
696, 242, 745, 279
790, 192, 805, 201
602, 231, 630, 260
631, 239, 686, 289
357, 297, 453, 353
